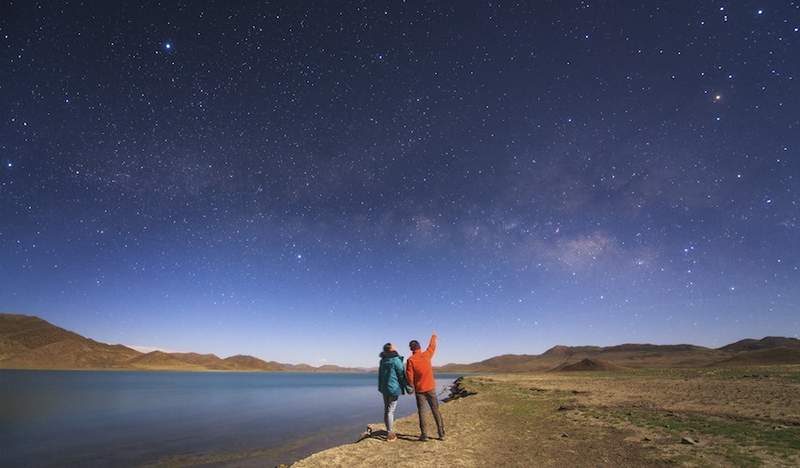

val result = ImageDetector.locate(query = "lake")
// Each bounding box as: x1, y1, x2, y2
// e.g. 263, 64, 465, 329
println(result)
0, 370, 459, 467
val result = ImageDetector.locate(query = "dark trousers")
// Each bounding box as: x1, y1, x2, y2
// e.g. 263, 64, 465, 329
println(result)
414, 390, 445, 437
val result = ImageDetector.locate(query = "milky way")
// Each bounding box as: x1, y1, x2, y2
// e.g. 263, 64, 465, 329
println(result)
1, 1, 798, 366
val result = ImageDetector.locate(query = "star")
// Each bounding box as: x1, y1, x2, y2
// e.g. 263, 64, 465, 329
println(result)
2, 0, 798, 377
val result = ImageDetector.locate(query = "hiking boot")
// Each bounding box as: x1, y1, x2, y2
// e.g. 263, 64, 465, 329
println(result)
419, 435, 429, 442
439, 433, 446, 441
387, 432, 397, 442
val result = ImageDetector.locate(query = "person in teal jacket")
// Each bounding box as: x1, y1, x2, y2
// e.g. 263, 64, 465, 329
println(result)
378, 342, 411, 441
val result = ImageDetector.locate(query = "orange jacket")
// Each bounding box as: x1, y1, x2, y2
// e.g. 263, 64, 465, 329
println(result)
405, 334, 437, 393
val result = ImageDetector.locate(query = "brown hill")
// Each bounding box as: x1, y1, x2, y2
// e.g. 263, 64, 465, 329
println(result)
0, 313, 364, 372
718, 337, 800, 353
438, 337, 800, 373
0, 314, 140, 369
553, 358, 626, 372
283, 363, 317, 371
128, 351, 208, 370
222, 355, 286, 371
438, 355, 548, 373
439, 344, 727, 373
715, 347, 800, 366
168, 352, 228, 369
542, 345, 602, 357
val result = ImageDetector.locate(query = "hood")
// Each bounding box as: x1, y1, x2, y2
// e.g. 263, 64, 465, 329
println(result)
379, 350, 403, 361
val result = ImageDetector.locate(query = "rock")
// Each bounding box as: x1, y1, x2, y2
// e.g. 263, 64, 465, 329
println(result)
442, 377, 477, 402
681, 436, 699, 445
356, 425, 374, 442
642, 436, 652, 442
560, 432, 569, 438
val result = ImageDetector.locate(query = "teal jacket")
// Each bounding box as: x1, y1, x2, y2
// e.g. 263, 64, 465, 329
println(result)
378, 351, 409, 397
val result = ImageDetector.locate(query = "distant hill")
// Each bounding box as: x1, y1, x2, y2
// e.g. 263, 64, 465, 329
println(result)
718, 337, 800, 353
5, 313, 797, 372
0, 314, 365, 372
221, 355, 286, 371
168, 352, 230, 369
715, 347, 800, 367
553, 358, 626, 372
0, 314, 141, 369
127, 350, 209, 371
439, 336, 800, 372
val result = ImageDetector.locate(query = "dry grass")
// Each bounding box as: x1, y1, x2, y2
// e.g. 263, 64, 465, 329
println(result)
292, 366, 800, 467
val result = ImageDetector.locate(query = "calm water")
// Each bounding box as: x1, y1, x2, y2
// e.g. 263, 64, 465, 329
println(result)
0, 370, 458, 467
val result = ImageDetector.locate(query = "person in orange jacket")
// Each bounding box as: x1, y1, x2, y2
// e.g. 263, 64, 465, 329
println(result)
405, 332, 445, 441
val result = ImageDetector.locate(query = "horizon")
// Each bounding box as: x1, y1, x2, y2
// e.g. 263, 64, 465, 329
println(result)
3, 312, 795, 368
119, 332, 800, 367
2, 2, 799, 369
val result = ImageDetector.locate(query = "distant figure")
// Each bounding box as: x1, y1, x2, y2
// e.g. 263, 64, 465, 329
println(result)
406, 333, 445, 441
378, 342, 411, 442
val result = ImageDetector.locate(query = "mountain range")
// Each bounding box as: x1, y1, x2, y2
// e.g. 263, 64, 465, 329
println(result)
438, 337, 800, 372
2, 313, 799, 372
0, 314, 366, 372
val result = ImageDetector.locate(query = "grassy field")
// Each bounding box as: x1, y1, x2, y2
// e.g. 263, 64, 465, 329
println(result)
292, 366, 800, 467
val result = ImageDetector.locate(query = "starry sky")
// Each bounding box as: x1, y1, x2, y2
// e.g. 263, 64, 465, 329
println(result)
1, 1, 798, 367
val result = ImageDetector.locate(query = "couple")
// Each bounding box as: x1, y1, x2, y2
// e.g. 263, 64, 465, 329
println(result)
377, 333, 445, 442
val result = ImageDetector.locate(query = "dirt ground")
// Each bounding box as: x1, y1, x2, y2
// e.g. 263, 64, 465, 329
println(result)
292, 366, 800, 467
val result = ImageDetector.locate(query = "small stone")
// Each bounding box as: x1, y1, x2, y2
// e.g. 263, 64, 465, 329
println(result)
642, 436, 652, 442
560, 432, 569, 438
681, 436, 698, 445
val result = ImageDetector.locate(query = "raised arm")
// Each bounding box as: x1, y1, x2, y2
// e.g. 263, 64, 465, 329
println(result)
425, 333, 437, 358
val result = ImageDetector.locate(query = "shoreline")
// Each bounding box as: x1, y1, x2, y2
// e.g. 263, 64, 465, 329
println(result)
290, 368, 800, 467
291, 377, 466, 467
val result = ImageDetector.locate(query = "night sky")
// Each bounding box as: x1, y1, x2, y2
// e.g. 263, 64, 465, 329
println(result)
1, 1, 798, 367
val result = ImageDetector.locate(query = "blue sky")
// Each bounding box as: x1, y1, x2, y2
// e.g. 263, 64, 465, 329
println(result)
2, 1, 798, 367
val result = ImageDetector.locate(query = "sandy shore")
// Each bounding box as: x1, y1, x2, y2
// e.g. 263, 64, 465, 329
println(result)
292, 367, 800, 467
